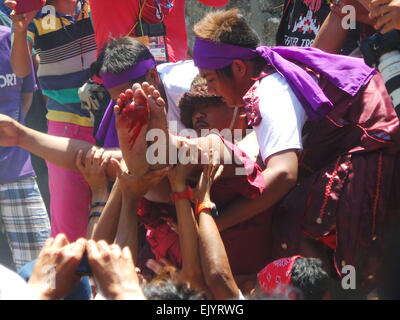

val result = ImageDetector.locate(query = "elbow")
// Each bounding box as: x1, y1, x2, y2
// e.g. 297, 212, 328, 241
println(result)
16, 71, 31, 79
277, 169, 298, 192
12, 65, 31, 79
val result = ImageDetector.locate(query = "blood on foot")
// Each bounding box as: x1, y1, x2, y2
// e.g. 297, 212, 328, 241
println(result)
117, 90, 149, 150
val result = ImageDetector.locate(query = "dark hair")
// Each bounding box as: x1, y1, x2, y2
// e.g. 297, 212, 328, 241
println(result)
179, 76, 225, 129
193, 9, 265, 79
193, 9, 260, 49
90, 37, 154, 82
142, 278, 205, 300
290, 257, 329, 300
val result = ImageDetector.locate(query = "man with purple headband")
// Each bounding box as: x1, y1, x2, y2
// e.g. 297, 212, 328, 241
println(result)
91, 37, 199, 149
192, 9, 400, 296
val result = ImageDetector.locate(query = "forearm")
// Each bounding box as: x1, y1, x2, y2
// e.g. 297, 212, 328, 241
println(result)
174, 197, 206, 289
313, 12, 349, 53
11, 31, 32, 78
198, 211, 240, 300
115, 195, 139, 262
18, 125, 94, 170
92, 182, 122, 242
216, 168, 296, 231
86, 188, 110, 239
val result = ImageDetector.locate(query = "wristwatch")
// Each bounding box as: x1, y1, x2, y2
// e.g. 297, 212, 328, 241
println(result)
196, 201, 219, 218
171, 186, 194, 203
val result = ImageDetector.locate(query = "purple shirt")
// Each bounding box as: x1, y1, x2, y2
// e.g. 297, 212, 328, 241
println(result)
0, 26, 36, 184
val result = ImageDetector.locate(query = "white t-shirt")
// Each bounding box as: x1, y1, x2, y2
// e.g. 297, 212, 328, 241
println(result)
157, 60, 199, 134
0, 265, 36, 300
253, 73, 307, 163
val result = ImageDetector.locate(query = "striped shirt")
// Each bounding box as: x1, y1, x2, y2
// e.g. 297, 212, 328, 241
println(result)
26, 1, 97, 127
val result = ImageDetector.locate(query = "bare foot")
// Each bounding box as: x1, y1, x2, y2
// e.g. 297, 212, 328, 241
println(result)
114, 84, 149, 176
141, 82, 171, 170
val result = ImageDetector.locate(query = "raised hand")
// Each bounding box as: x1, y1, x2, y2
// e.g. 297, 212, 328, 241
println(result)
368, 0, 400, 33
86, 240, 145, 300
75, 147, 111, 196
6, 0, 37, 33
111, 158, 170, 200
195, 151, 224, 202
28, 234, 87, 300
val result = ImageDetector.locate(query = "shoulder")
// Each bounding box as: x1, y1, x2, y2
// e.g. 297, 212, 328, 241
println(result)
258, 73, 293, 95
158, 60, 198, 102
157, 60, 198, 80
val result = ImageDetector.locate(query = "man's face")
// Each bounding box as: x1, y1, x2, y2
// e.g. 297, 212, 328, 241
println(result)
192, 102, 237, 134
108, 82, 133, 101
199, 69, 244, 108
107, 69, 160, 101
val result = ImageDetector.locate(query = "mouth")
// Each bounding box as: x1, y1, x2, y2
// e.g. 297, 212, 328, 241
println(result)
194, 120, 209, 130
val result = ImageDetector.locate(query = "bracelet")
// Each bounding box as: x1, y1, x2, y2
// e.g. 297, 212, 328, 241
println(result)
88, 211, 102, 220
89, 201, 107, 210
196, 201, 219, 218
171, 186, 194, 203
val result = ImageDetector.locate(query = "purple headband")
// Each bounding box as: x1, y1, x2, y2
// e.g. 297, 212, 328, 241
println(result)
193, 37, 376, 120
100, 59, 156, 90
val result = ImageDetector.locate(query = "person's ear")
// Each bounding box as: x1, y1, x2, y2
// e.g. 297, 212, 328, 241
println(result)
231, 60, 247, 80
238, 107, 247, 119
146, 68, 160, 86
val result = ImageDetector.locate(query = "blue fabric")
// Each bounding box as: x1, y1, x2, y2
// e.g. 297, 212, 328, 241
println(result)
0, 1, 11, 16
18, 259, 92, 300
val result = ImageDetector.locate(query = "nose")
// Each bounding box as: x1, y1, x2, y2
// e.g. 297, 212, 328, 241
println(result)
206, 82, 217, 95
207, 86, 217, 95
193, 109, 206, 120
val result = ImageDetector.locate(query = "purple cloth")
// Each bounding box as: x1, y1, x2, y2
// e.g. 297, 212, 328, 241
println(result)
100, 59, 156, 90
95, 100, 120, 148
0, 26, 36, 184
193, 38, 376, 120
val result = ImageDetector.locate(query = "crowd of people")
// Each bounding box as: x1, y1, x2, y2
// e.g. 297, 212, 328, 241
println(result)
0, 0, 400, 300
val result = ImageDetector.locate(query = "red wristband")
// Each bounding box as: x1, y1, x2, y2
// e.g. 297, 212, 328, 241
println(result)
171, 186, 194, 203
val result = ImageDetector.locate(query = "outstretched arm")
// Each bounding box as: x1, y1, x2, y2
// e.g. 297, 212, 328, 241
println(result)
6, 0, 36, 77
0, 114, 121, 173
113, 158, 170, 262
75, 149, 111, 239
167, 158, 208, 294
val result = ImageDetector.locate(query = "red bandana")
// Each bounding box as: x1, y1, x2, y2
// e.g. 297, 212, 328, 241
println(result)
257, 255, 302, 298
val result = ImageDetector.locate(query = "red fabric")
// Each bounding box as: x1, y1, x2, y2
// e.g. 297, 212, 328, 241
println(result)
265, 71, 400, 293
89, 0, 173, 57
257, 255, 302, 297
89, 0, 228, 62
